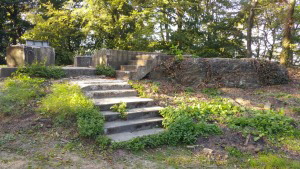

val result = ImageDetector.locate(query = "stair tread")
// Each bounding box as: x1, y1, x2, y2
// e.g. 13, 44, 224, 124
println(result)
93, 97, 153, 105
102, 106, 163, 116
107, 128, 164, 142
104, 117, 163, 129
88, 89, 136, 93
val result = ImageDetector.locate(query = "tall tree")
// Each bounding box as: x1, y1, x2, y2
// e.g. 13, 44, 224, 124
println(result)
246, 0, 258, 58
280, 0, 296, 66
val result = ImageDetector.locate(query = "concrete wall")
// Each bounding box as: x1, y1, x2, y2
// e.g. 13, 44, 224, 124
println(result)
74, 56, 93, 67
92, 49, 166, 69
6, 45, 55, 67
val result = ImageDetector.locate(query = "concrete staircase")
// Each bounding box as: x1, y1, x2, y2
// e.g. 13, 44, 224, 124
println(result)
116, 54, 157, 80
72, 79, 164, 142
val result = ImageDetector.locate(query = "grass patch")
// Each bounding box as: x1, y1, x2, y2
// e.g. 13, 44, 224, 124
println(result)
248, 154, 300, 169
0, 74, 45, 116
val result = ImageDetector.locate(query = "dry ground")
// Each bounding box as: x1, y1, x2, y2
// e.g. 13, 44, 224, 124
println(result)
1, 68, 300, 168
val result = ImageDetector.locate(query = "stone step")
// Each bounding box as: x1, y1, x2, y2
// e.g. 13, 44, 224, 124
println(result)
80, 83, 132, 91
102, 106, 163, 121
107, 128, 164, 142
104, 117, 163, 135
128, 59, 153, 66
135, 55, 155, 60
116, 71, 137, 80
120, 65, 142, 71
94, 97, 154, 111
87, 89, 137, 98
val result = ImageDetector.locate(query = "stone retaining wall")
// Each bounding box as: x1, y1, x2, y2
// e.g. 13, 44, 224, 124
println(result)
149, 58, 289, 88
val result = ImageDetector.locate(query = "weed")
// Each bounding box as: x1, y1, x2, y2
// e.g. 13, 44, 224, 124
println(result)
16, 62, 65, 79
229, 110, 296, 141
225, 147, 244, 158
95, 64, 116, 77
201, 88, 222, 97
112, 117, 221, 151
160, 98, 242, 127
96, 135, 112, 149
291, 107, 300, 115
184, 87, 195, 93
171, 45, 184, 62
110, 102, 127, 119
0, 134, 16, 146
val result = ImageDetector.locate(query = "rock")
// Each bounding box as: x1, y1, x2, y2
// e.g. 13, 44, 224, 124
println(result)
264, 101, 272, 110
202, 148, 214, 155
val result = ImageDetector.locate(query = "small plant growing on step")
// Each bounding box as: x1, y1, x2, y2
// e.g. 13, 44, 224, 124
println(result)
171, 44, 184, 62
95, 64, 116, 77
110, 102, 127, 119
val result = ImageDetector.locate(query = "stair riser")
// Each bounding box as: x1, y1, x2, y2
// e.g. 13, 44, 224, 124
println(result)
116, 72, 137, 80
135, 55, 154, 60
97, 101, 154, 111
120, 65, 138, 71
82, 84, 131, 91
129, 60, 153, 66
104, 120, 163, 135
90, 91, 137, 98
104, 111, 161, 122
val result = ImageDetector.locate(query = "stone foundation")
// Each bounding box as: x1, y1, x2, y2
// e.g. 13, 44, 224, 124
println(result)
149, 58, 289, 88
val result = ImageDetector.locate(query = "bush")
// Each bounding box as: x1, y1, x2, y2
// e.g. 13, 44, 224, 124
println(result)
39, 83, 104, 137
16, 62, 66, 79
0, 74, 45, 115
95, 65, 116, 77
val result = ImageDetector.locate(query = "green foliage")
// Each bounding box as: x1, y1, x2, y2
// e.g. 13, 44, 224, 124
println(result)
39, 83, 104, 137
112, 117, 221, 151
95, 65, 116, 77
225, 147, 245, 158
171, 45, 184, 61
96, 135, 112, 149
160, 99, 242, 127
184, 87, 195, 93
0, 74, 45, 115
128, 81, 149, 98
229, 110, 297, 141
128, 81, 160, 98
110, 102, 127, 119
248, 154, 300, 169
201, 88, 222, 97
16, 62, 66, 79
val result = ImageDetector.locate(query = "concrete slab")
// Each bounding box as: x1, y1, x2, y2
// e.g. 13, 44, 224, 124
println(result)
107, 128, 164, 142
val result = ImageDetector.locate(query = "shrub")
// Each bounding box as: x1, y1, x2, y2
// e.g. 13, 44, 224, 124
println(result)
16, 62, 65, 79
39, 83, 104, 137
95, 64, 116, 77
0, 74, 45, 115
229, 110, 297, 141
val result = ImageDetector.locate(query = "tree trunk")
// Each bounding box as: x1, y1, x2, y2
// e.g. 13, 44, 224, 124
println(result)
280, 0, 296, 66
246, 0, 258, 58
